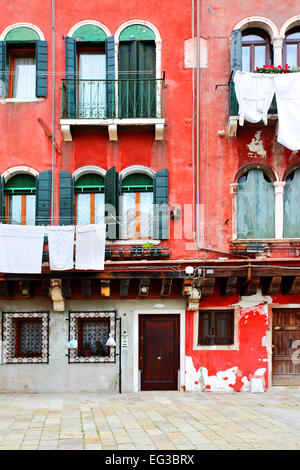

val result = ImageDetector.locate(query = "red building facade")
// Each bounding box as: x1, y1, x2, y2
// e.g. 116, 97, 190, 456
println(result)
0, 1, 300, 393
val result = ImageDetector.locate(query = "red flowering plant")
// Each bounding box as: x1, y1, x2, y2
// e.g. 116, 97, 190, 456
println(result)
255, 64, 291, 74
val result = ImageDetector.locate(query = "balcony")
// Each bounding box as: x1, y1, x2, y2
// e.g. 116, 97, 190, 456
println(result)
228, 77, 278, 137
60, 77, 165, 141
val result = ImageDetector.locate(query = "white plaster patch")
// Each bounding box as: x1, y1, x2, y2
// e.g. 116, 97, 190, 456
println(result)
235, 289, 272, 309
246, 131, 266, 158
184, 37, 207, 69
185, 356, 239, 392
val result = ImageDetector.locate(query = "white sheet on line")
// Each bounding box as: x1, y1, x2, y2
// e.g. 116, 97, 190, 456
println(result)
46, 225, 75, 271
0, 225, 45, 274
234, 70, 275, 125
75, 224, 106, 271
274, 72, 300, 151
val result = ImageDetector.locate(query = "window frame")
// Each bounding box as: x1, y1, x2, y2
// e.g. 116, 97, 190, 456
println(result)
74, 173, 105, 226
283, 27, 300, 68
77, 317, 110, 358
241, 28, 272, 72
193, 307, 240, 351
5, 174, 37, 225
14, 317, 43, 358
7, 45, 36, 99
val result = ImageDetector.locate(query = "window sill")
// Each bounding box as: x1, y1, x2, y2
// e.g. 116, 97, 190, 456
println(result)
106, 239, 161, 246
0, 97, 45, 103
232, 238, 300, 243
192, 345, 239, 351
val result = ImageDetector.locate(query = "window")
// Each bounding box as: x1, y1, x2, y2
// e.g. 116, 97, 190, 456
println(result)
75, 173, 105, 225
242, 29, 271, 72
5, 174, 36, 225
8, 46, 36, 99
284, 168, 300, 238
237, 168, 275, 239
198, 310, 234, 346
118, 25, 156, 118
78, 46, 106, 118
284, 28, 300, 68
69, 311, 116, 363
121, 173, 154, 239
2, 312, 49, 364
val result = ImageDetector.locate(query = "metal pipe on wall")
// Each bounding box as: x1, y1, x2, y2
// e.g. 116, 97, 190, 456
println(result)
51, 0, 55, 225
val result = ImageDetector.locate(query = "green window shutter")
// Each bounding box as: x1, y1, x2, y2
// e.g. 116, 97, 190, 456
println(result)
36, 40, 48, 98
65, 37, 77, 118
105, 167, 120, 239
0, 41, 8, 98
137, 41, 156, 117
118, 41, 138, 118
0, 177, 5, 223
106, 36, 115, 118
59, 171, 74, 225
284, 169, 300, 238
237, 169, 275, 239
230, 29, 242, 115
36, 170, 51, 226
154, 169, 169, 240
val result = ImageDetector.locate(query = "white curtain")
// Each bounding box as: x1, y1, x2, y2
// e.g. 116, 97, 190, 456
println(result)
122, 192, 153, 239
13, 57, 36, 99
79, 53, 106, 118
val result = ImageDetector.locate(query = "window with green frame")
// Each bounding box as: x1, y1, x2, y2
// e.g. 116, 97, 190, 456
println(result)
75, 173, 105, 225
5, 174, 37, 225
121, 173, 153, 239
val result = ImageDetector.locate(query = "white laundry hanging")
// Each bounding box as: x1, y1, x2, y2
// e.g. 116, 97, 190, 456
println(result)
75, 224, 106, 271
234, 70, 275, 125
274, 72, 300, 151
0, 225, 45, 274
46, 226, 75, 271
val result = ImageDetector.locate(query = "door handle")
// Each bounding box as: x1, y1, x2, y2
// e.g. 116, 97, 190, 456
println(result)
157, 356, 162, 360
289, 337, 293, 348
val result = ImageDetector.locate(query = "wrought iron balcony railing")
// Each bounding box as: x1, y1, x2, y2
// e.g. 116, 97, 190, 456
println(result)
61, 77, 165, 120
229, 77, 277, 116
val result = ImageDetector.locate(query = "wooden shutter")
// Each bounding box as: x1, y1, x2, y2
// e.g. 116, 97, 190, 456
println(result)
153, 169, 169, 240
0, 41, 8, 98
106, 36, 115, 118
59, 171, 74, 225
284, 169, 300, 238
0, 176, 5, 223
105, 167, 120, 239
237, 169, 275, 239
65, 37, 77, 118
118, 41, 138, 118
137, 42, 156, 117
230, 29, 242, 115
36, 170, 51, 226
36, 40, 48, 98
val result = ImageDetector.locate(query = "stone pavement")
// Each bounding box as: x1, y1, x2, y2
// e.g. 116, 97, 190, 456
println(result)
0, 387, 299, 450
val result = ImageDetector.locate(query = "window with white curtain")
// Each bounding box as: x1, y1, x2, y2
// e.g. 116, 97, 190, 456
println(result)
78, 52, 106, 118
12, 57, 36, 99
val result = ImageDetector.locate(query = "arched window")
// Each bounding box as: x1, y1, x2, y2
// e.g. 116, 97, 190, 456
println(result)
242, 29, 271, 72
284, 27, 300, 68
118, 24, 156, 118
284, 168, 300, 238
5, 174, 36, 225
237, 168, 275, 239
75, 173, 105, 225
121, 173, 154, 239
0, 25, 47, 99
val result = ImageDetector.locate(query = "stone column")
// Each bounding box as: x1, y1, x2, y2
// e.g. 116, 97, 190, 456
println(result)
274, 181, 286, 239
230, 183, 238, 240
272, 36, 285, 67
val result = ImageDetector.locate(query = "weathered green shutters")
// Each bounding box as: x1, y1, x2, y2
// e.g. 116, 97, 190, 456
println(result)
0, 177, 5, 222
59, 171, 75, 225
118, 41, 156, 118
36, 170, 51, 225
105, 167, 120, 239
106, 36, 115, 118
230, 29, 242, 115
65, 37, 77, 118
154, 169, 169, 240
0, 41, 8, 98
36, 40, 48, 98
284, 169, 300, 238
237, 169, 275, 239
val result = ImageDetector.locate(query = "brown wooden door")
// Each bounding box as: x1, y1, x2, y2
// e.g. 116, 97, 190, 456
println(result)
273, 309, 300, 385
139, 314, 180, 391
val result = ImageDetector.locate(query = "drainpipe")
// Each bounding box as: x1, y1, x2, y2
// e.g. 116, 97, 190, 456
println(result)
195, 0, 201, 247
51, 0, 56, 225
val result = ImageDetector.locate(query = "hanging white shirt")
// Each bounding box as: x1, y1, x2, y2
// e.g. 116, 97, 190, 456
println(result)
47, 226, 75, 271
234, 70, 275, 125
274, 72, 300, 151
75, 224, 106, 271
0, 225, 45, 274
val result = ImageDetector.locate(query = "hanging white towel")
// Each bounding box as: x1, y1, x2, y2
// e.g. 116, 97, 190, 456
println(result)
47, 226, 75, 271
0, 225, 45, 274
234, 70, 275, 125
75, 224, 106, 271
274, 72, 300, 151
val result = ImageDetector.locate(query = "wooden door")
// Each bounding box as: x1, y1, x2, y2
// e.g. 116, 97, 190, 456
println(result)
273, 309, 300, 385
139, 314, 180, 391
